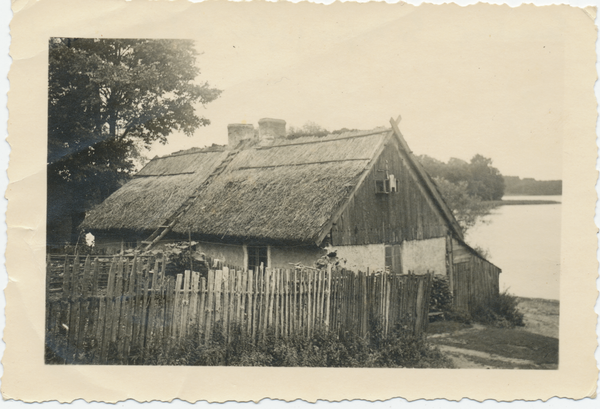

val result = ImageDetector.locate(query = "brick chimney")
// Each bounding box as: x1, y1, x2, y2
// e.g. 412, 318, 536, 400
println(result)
258, 118, 286, 141
227, 124, 256, 148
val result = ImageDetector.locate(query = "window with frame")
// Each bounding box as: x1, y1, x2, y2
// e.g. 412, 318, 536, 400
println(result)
247, 246, 268, 272
385, 245, 402, 274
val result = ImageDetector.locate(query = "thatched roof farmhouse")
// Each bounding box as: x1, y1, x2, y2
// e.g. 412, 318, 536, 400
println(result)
81, 117, 499, 282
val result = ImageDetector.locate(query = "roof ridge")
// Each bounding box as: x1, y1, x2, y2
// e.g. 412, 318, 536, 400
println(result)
256, 129, 390, 150
155, 146, 226, 160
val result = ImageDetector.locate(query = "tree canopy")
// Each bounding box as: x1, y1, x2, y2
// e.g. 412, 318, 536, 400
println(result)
418, 154, 505, 201
48, 38, 222, 247
418, 154, 505, 232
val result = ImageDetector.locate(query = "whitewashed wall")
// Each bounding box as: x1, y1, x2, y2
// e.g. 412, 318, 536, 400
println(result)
401, 237, 446, 275
327, 243, 386, 272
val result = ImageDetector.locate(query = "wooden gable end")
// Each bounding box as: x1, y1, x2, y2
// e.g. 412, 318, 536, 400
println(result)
329, 136, 449, 246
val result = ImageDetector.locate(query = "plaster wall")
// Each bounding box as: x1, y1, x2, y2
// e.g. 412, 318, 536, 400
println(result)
195, 242, 245, 268
269, 245, 325, 269
401, 237, 446, 275
327, 244, 386, 272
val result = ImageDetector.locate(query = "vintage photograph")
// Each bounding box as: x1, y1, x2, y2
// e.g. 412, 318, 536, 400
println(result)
5, 0, 598, 402
44, 20, 561, 368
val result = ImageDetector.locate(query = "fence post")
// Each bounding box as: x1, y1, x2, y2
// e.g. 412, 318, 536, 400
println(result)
205, 269, 215, 345
75, 255, 92, 359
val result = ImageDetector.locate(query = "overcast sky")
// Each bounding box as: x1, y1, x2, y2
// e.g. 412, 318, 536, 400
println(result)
138, 3, 565, 180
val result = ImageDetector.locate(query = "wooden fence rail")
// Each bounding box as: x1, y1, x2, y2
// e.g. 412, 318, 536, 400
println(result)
45, 255, 432, 365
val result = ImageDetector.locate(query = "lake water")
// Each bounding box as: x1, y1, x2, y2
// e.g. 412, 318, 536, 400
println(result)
465, 195, 561, 300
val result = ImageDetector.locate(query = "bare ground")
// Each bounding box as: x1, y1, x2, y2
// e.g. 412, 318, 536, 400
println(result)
426, 297, 559, 369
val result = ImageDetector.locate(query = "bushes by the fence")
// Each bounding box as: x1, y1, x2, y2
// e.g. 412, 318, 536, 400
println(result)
145, 323, 453, 368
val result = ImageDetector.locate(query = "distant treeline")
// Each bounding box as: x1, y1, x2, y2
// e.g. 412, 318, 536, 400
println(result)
503, 176, 562, 196
417, 154, 505, 201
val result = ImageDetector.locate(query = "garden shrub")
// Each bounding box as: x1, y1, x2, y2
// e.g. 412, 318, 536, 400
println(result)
470, 290, 525, 328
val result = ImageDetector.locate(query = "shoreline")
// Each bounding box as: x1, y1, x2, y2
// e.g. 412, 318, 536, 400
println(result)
486, 199, 561, 206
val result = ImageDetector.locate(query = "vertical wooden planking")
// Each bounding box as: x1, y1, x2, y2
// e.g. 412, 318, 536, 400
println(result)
138, 272, 150, 358
122, 257, 138, 363
221, 267, 230, 339
285, 268, 293, 337
269, 268, 276, 334
132, 259, 145, 351
98, 258, 116, 363
235, 269, 243, 326
113, 258, 128, 361
151, 258, 159, 290
180, 271, 191, 340
279, 269, 284, 337
260, 266, 268, 339
109, 258, 124, 345
205, 269, 215, 345
228, 268, 236, 338
154, 260, 167, 354
143, 268, 157, 359
87, 257, 102, 360
164, 277, 177, 355
361, 272, 367, 336
247, 270, 254, 338
414, 277, 424, 335
190, 271, 200, 337
251, 269, 259, 343
240, 269, 247, 334
173, 273, 183, 343
57, 255, 72, 359
273, 269, 279, 338
315, 269, 322, 330
214, 269, 223, 330
198, 276, 206, 344
67, 255, 82, 362
291, 269, 297, 335
226, 268, 235, 340
75, 256, 92, 359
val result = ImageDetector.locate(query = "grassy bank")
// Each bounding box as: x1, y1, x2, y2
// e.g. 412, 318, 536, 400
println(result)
426, 296, 559, 369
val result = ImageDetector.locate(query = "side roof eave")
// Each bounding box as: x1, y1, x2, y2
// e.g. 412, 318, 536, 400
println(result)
389, 118, 464, 240
313, 131, 392, 246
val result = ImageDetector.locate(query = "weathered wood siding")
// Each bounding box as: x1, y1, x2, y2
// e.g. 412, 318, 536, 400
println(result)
452, 256, 501, 312
331, 136, 448, 246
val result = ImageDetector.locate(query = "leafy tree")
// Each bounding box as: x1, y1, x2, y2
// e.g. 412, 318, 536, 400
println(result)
47, 38, 222, 247
432, 177, 491, 232
467, 154, 505, 201
417, 154, 505, 201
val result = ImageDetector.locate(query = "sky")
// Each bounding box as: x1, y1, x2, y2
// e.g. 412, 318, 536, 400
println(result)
139, 2, 567, 181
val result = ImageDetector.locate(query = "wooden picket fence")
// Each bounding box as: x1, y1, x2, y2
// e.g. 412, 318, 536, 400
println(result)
45, 254, 432, 365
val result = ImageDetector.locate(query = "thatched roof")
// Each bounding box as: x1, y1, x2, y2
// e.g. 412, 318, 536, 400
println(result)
82, 126, 463, 244
81, 148, 230, 232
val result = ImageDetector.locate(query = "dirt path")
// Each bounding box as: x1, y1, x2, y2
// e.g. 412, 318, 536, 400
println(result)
427, 297, 559, 369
